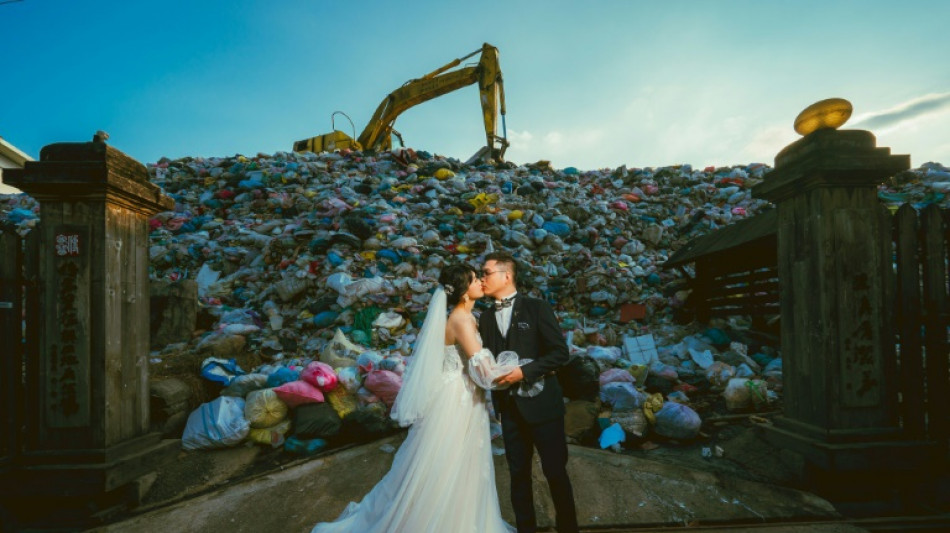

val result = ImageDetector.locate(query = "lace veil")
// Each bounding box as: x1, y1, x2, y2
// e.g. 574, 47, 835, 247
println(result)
390, 287, 447, 427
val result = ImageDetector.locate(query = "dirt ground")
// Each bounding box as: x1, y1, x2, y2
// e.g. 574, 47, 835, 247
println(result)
621, 414, 805, 486
139, 403, 800, 514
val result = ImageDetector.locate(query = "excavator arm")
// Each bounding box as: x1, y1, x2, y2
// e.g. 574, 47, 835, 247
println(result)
294, 43, 508, 163
359, 42, 508, 161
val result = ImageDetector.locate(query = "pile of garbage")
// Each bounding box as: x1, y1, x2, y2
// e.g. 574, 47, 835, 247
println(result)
878, 161, 950, 212
2, 148, 947, 455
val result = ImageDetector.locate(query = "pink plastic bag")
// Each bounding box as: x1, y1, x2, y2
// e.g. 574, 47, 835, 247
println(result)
273, 380, 325, 408
364, 369, 403, 407
301, 361, 339, 391
599, 368, 636, 387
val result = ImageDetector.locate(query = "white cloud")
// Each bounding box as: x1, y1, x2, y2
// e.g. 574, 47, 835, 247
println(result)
738, 124, 797, 165
506, 88, 950, 170
543, 131, 565, 146
505, 129, 533, 154
852, 92, 950, 133
506, 128, 610, 168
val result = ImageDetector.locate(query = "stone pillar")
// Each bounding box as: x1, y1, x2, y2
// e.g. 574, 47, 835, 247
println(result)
753, 127, 939, 488
0, 139, 178, 527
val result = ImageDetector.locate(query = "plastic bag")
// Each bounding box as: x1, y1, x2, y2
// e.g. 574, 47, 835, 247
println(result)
182, 397, 249, 450
356, 386, 379, 406
326, 386, 358, 419
200, 357, 246, 386
763, 357, 783, 378
627, 364, 649, 385
598, 422, 625, 451
735, 363, 755, 378
653, 401, 702, 440
338, 404, 395, 443
705, 361, 735, 390
248, 419, 291, 448
378, 355, 406, 375
587, 345, 622, 365
326, 272, 354, 295
320, 329, 361, 368
688, 348, 715, 370
195, 264, 221, 297
336, 366, 362, 392
284, 436, 328, 456
611, 408, 648, 437
294, 402, 342, 439
357, 351, 384, 373
723, 378, 770, 411
244, 388, 289, 429
301, 361, 339, 391
649, 361, 679, 381
272, 380, 325, 407
265, 367, 300, 388
364, 369, 402, 407
599, 368, 635, 387
220, 373, 268, 397
599, 382, 646, 411
558, 355, 600, 402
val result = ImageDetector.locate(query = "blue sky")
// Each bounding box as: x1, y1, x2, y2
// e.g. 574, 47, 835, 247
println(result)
2, 0, 948, 173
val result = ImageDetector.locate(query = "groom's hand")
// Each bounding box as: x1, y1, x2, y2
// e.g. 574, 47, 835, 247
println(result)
494, 366, 524, 386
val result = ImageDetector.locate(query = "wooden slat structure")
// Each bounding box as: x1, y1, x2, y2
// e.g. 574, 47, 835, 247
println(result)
0, 227, 35, 478
665, 209, 779, 325
0, 227, 22, 474
668, 200, 949, 452
894, 204, 950, 447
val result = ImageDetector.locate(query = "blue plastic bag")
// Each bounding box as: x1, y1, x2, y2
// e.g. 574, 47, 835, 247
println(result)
598, 422, 625, 451
182, 397, 249, 450
284, 436, 328, 456
7, 208, 37, 224
266, 366, 300, 388
200, 357, 246, 386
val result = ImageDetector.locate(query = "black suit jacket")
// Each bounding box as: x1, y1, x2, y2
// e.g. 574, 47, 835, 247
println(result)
479, 295, 569, 425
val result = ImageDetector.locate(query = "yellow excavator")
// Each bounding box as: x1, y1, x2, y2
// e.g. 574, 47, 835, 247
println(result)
293, 43, 508, 164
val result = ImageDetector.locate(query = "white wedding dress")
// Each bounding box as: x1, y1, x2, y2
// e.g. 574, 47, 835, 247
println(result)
311, 341, 515, 533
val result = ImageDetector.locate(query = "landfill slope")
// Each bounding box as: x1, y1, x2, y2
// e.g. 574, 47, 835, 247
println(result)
2, 148, 947, 462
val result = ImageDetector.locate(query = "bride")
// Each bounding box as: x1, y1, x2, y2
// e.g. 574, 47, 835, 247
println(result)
311, 264, 516, 533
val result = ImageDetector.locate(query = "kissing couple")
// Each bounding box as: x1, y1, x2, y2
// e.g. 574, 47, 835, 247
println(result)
312, 251, 578, 533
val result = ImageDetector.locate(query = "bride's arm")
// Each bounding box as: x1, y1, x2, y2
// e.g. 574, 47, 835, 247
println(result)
453, 316, 517, 390
452, 314, 483, 359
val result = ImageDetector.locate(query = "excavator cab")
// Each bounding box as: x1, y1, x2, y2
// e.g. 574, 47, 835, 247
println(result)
293, 43, 507, 164
292, 112, 362, 153
291, 130, 359, 154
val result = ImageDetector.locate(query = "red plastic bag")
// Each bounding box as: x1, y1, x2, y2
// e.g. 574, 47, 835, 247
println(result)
301, 361, 339, 391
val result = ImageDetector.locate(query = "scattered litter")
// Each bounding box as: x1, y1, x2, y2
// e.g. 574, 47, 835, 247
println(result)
5, 146, 943, 456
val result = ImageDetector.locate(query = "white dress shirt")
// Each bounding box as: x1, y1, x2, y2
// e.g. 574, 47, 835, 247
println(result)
494, 292, 517, 338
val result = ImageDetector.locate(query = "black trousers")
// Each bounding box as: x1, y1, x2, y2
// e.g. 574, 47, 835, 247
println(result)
501, 405, 578, 533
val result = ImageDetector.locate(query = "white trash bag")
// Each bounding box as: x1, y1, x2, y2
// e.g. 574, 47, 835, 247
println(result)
182, 396, 250, 451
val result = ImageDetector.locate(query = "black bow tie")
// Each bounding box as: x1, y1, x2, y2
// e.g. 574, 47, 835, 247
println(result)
494, 297, 515, 311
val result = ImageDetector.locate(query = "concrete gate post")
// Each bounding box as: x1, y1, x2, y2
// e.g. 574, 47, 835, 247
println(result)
0, 138, 178, 528
752, 107, 938, 498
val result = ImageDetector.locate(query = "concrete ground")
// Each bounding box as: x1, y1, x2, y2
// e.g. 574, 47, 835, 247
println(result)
90, 432, 872, 533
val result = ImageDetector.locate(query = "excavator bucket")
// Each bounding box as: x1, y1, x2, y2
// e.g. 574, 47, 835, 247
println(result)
292, 130, 362, 154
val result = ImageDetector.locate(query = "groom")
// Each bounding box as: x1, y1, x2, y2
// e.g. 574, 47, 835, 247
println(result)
479, 251, 578, 533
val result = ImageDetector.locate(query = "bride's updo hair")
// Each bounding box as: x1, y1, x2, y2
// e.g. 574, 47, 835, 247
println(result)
438, 264, 478, 307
